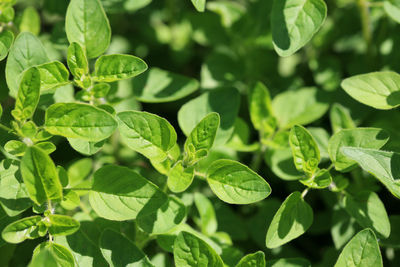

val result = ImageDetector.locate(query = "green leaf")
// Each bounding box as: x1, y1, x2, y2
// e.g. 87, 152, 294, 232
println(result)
35, 142, 56, 154
206, 159, 271, 204
68, 138, 106, 155
328, 128, 389, 172
272, 87, 329, 129
331, 205, 358, 249
266, 258, 311, 267
194, 193, 217, 236
342, 147, 400, 199
266, 192, 313, 248
380, 215, 400, 248
6, 32, 49, 97
32, 242, 75, 267
167, 161, 195, 193
67, 42, 89, 78
330, 103, 355, 134
248, 82, 275, 133
93, 54, 147, 82
384, 0, 400, 24
117, 111, 177, 162
299, 168, 332, 189
12, 67, 41, 121
46, 214, 80, 236
18, 6, 40, 35
226, 118, 260, 152
60, 189, 80, 210
1, 215, 44, 243
184, 112, 220, 165
343, 191, 390, 238
29, 248, 58, 267
20, 146, 63, 205
89, 165, 168, 220
0, 5, 14, 24
132, 67, 199, 103
174, 231, 224, 267
341, 71, 400, 110
289, 125, 320, 174
66, 0, 111, 58
100, 229, 154, 267
0, 30, 13, 61
191, 0, 206, 12
271, 0, 327, 57
92, 83, 110, 98
235, 251, 266, 267
67, 158, 92, 187
54, 217, 108, 266
236, 251, 266, 267
4, 140, 27, 156
178, 87, 240, 146
137, 196, 187, 234
0, 159, 31, 216
36, 61, 70, 92
334, 229, 382, 267
45, 103, 118, 142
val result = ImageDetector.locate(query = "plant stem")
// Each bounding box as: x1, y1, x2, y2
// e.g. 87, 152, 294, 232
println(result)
194, 171, 206, 179
301, 188, 309, 198
0, 123, 12, 133
250, 145, 267, 172
326, 163, 334, 172
69, 187, 91, 191
357, 0, 373, 56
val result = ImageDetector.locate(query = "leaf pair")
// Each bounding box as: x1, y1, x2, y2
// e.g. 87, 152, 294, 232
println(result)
2, 214, 79, 244
289, 125, 332, 188
168, 112, 220, 193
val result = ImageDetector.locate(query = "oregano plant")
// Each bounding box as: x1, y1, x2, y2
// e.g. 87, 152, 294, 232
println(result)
0, 0, 400, 266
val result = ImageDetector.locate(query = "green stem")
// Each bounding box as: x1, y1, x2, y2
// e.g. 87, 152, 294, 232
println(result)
69, 187, 91, 191
326, 163, 334, 172
301, 188, 309, 198
357, 0, 373, 56
250, 145, 267, 172
194, 171, 206, 179
0, 123, 13, 133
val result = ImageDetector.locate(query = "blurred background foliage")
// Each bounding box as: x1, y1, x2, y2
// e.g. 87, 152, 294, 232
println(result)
1, 0, 400, 266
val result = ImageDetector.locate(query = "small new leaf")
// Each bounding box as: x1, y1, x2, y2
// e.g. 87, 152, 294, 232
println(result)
12, 67, 41, 121
289, 125, 320, 175
184, 112, 220, 165
67, 42, 89, 78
